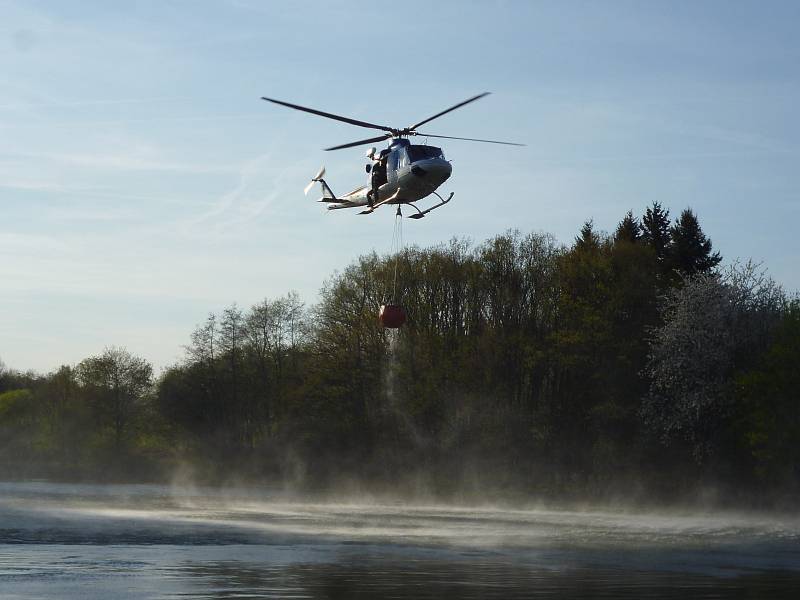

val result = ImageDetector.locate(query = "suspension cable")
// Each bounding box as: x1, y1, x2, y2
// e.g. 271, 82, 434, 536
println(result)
390, 206, 403, 303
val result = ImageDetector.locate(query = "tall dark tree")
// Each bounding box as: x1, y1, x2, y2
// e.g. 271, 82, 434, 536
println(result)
641, 202, 671, 263
614, 211, 641, 244
734, 302, 800, 486
40, 365, 80, 461
669, 208, 722, 275
219, 304, 251, 448
575, 219, 600, 252
551, 224, 614, 479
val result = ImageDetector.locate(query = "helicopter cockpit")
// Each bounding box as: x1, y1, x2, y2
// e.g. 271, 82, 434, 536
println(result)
406, 145, 445, 162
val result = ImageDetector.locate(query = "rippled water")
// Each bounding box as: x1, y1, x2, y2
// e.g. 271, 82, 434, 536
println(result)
1, 482, 799, 598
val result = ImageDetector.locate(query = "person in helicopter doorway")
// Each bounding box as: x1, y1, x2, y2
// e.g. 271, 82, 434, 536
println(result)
368, 150, 388, 207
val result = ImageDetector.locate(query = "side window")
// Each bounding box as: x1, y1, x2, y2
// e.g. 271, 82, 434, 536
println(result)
388, 151, 398, 172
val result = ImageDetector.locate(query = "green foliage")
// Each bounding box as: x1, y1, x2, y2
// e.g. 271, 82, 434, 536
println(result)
3, 204, 798, 500
0, 388, 35, 424
0, 354, 161, 479
77, 347, 153, 454
733, 302, 800, 486
0, 388, 39, 462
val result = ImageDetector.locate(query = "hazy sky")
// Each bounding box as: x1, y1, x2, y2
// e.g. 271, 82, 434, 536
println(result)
2, 0, 798, 373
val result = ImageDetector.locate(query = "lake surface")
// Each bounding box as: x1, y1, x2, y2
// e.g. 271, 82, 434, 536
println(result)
1, 481, 799, 599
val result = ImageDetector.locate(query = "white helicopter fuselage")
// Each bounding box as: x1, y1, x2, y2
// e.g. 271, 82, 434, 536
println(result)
319, 139, 452, 212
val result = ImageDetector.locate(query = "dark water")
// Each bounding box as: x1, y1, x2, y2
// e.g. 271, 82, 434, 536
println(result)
1, 482, 799, 598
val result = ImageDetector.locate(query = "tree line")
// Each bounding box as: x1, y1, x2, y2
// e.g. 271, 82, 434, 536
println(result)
1, 203, 798, 503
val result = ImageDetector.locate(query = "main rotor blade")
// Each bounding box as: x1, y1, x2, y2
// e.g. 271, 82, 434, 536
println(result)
261, 97, 394, 133
407, 92, 491, 131
324, 134, 392, 151
416, 132, 526, 146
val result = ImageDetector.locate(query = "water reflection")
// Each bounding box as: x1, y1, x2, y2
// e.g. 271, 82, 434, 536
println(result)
179, 559, 800, 599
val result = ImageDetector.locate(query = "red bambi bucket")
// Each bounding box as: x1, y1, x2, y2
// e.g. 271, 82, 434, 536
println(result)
379, 304, 406, 329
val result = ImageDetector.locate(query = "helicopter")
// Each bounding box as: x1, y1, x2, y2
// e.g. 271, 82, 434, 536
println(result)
261, 93, 524, 219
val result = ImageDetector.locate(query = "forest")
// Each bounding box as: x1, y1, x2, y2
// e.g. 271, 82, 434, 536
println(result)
1, 203, 798, 505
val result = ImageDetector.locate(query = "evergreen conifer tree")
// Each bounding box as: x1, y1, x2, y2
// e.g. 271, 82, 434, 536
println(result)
575, 219, 600, 252
641, 202, 671, 262
669, 208, 722, 275
614, 210, 641, 244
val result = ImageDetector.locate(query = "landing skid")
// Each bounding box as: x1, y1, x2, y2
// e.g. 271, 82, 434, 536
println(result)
358, 189, 402, 215
407, 191, 454, 219
358, 190, 454, 218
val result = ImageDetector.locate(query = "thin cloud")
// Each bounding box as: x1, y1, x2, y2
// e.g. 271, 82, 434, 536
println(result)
180, 152, 297, 237
0, 232, 71, 254
2, 149, 238, 174
0, 97, 188, 111
527, 150, 780, 166
0, 180, 89, 193
2, 113, 273, 131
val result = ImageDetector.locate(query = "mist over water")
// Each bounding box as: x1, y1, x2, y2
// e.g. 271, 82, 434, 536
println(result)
1, 482, 799, 598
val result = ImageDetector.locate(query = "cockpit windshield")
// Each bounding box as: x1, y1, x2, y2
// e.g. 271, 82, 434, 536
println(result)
407, 145, 444, 162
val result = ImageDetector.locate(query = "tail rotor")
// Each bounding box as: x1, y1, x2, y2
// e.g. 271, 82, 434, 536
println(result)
304, 166, 326, 196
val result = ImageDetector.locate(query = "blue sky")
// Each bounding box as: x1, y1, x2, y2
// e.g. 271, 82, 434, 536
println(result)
2, 0, 798, 373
